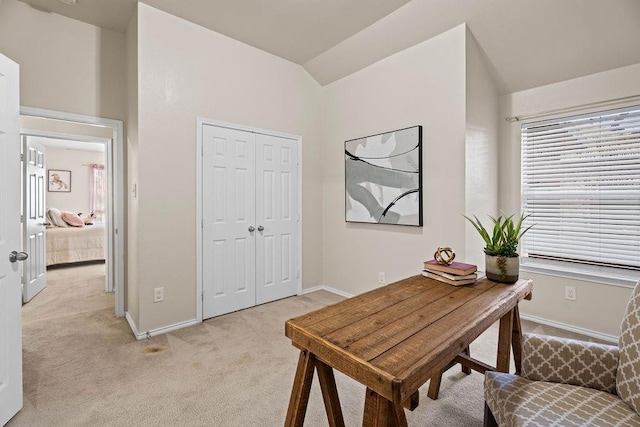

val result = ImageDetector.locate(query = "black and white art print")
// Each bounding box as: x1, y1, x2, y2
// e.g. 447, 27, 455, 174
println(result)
345, 126, 422, 226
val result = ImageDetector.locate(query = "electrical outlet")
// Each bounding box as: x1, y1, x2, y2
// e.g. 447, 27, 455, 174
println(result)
154, 287, 164, 303
379, 272, 386, 284
564, 286, 576, 301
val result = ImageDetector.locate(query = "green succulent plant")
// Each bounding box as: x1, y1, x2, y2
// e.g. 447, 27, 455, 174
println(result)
463, 212, 533, 258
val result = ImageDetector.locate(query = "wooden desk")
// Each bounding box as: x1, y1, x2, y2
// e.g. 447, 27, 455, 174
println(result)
284, 275, 533, 427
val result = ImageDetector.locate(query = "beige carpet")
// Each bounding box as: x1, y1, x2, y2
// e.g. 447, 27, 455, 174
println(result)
8, 264, 599, 426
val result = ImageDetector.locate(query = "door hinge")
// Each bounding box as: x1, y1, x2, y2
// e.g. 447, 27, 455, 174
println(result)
21, 276, 24, 285
201, 219, 204, 229
297, 270, 300, 279
20, 153, 24, 161
20, 215, 24, 223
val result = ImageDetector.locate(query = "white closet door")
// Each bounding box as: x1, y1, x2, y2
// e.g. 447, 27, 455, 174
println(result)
202, 125, 256, 319
255, 133, 298, 304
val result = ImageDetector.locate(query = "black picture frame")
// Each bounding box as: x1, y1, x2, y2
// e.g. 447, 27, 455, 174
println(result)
345, 125, 422, 226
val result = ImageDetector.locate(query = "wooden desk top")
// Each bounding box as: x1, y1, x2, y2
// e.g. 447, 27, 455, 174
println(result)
285, 275, 533, 405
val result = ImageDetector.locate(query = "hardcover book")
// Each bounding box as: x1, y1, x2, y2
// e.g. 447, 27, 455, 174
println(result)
423, 259, 477, 276
421, 271, 476, 286
424, 269, 477, 281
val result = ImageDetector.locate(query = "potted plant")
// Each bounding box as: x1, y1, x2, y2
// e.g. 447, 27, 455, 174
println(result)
463, 213, 533, 284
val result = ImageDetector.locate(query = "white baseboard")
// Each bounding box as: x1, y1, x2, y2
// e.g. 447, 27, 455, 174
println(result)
299, 287, 618, 345
301, 285, 354, 299
520, 313, 618, 344
125, 311, 144, 340
125, 311, 200, 340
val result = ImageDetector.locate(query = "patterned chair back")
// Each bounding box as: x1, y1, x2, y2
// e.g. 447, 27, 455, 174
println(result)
617, 280, 640, 414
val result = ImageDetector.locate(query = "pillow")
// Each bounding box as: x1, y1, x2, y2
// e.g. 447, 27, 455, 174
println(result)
61, 211, 84, 227
47, 208, 68, 228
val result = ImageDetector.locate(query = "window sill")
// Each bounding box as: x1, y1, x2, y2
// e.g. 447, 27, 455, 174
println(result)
520, 258, 640, 289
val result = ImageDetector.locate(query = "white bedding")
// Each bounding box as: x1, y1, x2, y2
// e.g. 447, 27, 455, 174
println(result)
46, 224, 105, 266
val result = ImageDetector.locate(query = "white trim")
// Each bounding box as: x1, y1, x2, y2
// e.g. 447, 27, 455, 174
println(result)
521, 258, 639, 289
297, 143, 303, 297
19, 129, 111, 145
125, 312, 200, 340
196, 118, 204, 322
197, 118, 301, 141
196, 117, 303, 322
125, 312, 143, 340
301, 285, 354, 299
20, 107, 126, 318
520, 313, 618, 344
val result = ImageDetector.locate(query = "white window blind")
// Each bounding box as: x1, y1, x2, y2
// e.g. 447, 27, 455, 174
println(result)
521, 105, 640, 271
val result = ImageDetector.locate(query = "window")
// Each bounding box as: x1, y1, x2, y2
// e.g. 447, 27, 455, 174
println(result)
89, 164, 106, 223
521, 106, 640, 274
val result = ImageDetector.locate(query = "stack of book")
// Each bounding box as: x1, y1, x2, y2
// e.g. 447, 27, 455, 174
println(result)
422, 259, 480, 286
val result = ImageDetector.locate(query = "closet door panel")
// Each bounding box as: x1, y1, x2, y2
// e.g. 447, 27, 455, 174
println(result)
256, 133, 298, 305
202, 125, 256, 319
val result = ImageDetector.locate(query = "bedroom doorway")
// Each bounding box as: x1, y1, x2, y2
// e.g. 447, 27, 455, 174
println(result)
21, 134, 109, 303
19, 108, 125, 318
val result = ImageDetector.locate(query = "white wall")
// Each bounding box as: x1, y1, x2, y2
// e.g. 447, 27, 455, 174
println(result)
499, 62, 640, 338
125, 7, 140, 327
45, 147, 105, 216
464, 28, 499, 268
321, 25, 467, 295
0, 0, 126, 121
132, 4, 322, 332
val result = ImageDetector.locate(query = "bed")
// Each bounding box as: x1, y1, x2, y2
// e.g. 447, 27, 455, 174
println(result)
46, 224, 106, 267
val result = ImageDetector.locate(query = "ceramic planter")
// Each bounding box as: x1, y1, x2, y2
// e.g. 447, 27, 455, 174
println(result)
485, 254, 519, 284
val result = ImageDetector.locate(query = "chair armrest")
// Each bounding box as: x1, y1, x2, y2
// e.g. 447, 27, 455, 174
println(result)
521, 333, 619, 394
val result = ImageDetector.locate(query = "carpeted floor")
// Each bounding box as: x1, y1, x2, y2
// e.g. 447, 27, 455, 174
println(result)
8, 264, 598, 426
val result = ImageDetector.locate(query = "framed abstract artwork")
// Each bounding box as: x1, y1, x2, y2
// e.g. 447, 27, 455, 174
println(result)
345, 125, 422, 226
48, 169, 71, 192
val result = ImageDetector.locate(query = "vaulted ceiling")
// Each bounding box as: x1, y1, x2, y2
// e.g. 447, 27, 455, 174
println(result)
17, 0, 640, 93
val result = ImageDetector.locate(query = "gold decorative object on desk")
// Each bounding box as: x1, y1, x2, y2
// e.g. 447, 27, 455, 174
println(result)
434, 247, 455, 265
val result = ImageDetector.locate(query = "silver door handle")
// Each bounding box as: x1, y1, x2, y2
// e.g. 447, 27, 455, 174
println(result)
9, 251, 28, 263
257, 225, 264, 232
248, 226, 255, 232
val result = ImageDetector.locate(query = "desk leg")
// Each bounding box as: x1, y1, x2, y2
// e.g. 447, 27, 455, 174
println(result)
427, 346, 471, 400
363, 388, 408, 427
427, 371, 443, 400
496, 308, 514, 372
316, 360, 345, 427
285, 350, 316, 427
511, 305, 523, 375
461, 346, 472, 374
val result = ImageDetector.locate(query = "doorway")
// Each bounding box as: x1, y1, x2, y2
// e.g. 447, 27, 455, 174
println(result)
19, 107, 125, 317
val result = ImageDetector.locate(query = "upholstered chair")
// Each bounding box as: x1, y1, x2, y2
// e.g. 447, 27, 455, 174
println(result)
484, 281, 640, 426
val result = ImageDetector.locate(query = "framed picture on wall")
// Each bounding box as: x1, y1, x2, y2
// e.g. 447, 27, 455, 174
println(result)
345, 125, 422, 226
48, 169, 71, 192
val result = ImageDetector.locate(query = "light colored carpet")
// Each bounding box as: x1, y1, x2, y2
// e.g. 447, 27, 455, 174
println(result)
8, 264, 600, 426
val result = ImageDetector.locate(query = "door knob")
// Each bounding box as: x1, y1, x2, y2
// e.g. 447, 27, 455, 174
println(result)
248, 226, 255, 232
9, 251, 28, 263
257, 225, 264, 232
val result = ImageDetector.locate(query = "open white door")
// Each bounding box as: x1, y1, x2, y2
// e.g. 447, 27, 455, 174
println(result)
23, 136, 47, 302
0, 53, 24, 425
